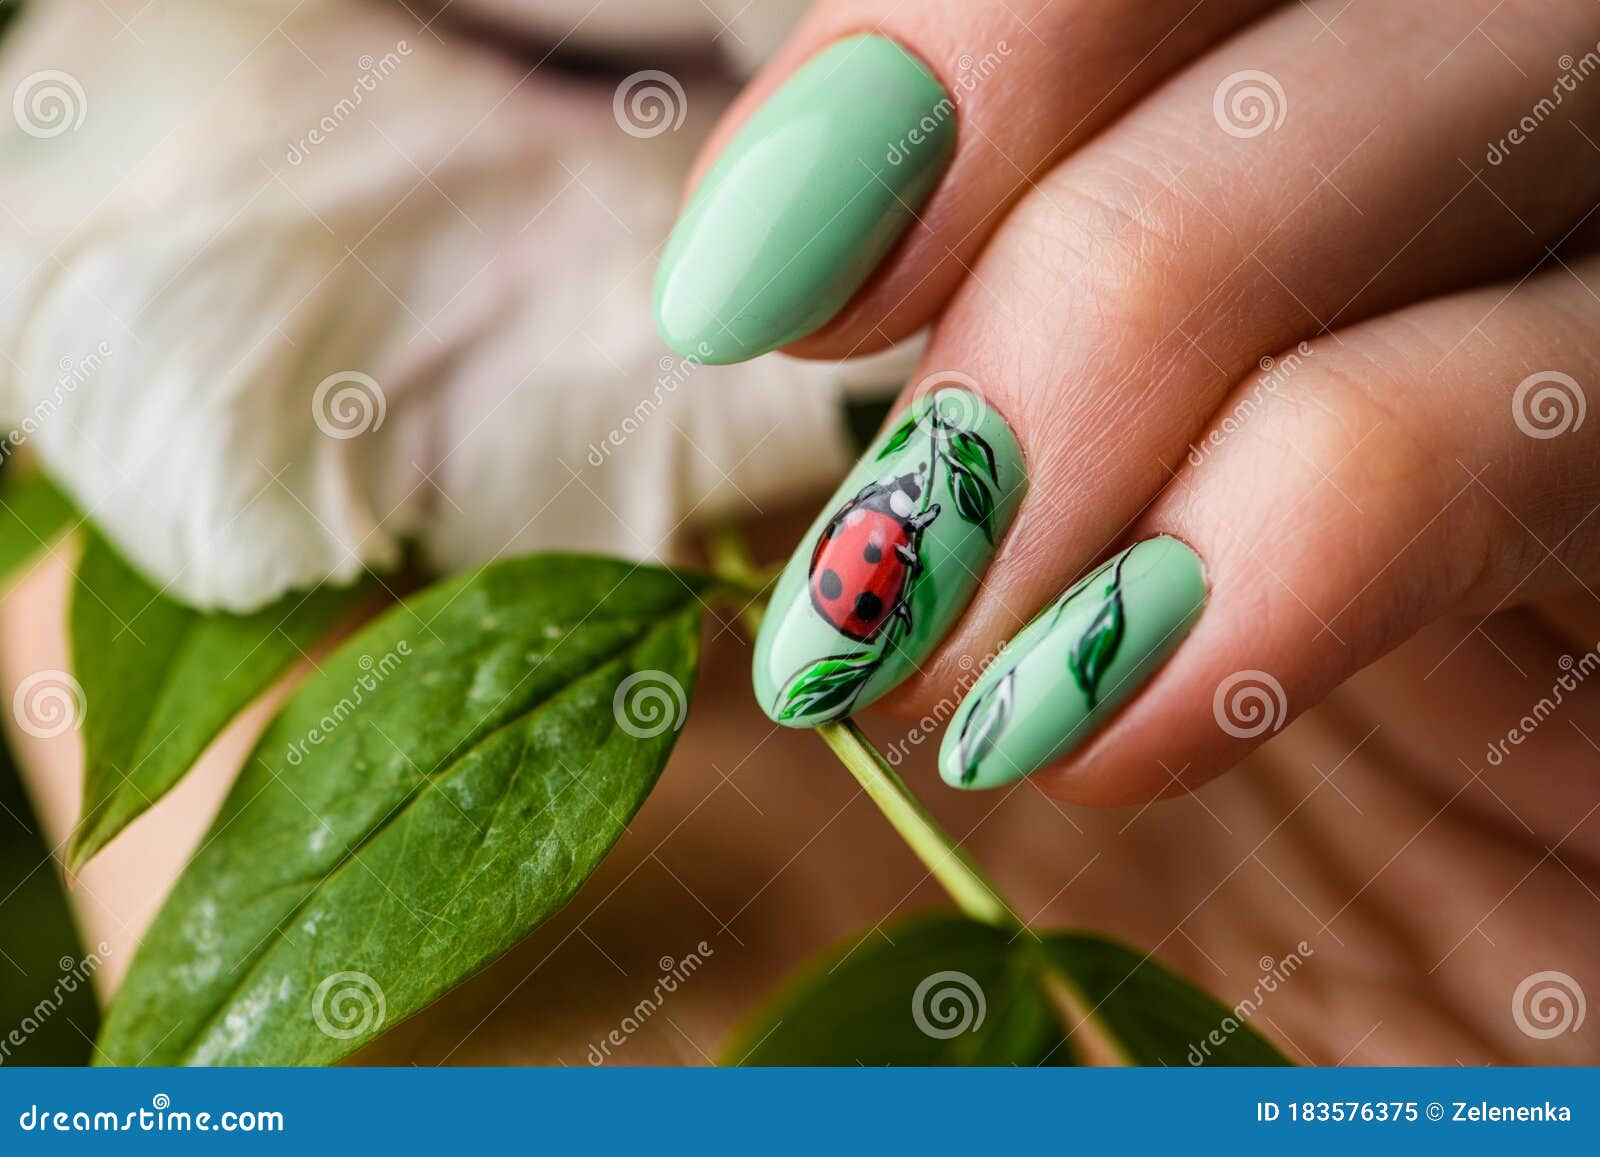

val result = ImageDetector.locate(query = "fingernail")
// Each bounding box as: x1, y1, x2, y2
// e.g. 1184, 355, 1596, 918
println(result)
754, 381, 1025, 727
654, 34, 956, 364
940, 536, 1208, 789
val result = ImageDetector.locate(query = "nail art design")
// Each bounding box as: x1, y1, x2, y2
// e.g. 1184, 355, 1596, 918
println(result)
653, 34, 957, 364
940, 536, 1208, 790
754, 383, 1025, 727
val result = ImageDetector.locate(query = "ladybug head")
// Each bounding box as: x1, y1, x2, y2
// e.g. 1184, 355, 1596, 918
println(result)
877, 468, 925, 515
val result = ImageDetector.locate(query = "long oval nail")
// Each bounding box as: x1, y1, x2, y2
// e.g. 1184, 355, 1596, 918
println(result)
940, 536, 1208, 790
754, 383, 1025, 727
654, 34, 956, 364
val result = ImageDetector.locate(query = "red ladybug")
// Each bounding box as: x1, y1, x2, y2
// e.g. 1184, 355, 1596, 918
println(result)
809, 471, 939, 642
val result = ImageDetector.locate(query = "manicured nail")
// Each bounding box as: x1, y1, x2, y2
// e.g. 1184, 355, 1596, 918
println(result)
939, 536, 1208, 790
654, 34, 956, 364
754, 382, 1025, 727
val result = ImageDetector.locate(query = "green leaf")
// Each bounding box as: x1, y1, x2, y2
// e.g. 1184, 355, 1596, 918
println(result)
723, 914, 1070, 1066
946, 460, 996, 543
725, 914, 1294, 1067
98, 554, 709, 1066
774, 651, 878, 723
1040, 932, 1291, 1066
68, 533, 373, 869
952, 668, 1013, 786
874, 416, 918, 459
948, 428, 998, 484
0, 469, 75, 589
0, 726, 102, 1065
1065, 558, 1126, 709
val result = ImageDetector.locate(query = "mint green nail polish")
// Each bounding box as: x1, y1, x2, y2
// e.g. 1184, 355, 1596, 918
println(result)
940, 537, 1208, 790
754, 385, 1025, 727
653, 34, 956, 364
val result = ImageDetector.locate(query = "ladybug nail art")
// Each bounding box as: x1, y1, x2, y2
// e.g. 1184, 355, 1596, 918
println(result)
753, 382, 1027, 728
808, 468, 938, 643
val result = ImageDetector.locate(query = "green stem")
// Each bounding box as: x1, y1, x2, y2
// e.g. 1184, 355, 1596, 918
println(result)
707, 522, 1021, 931
815, 720, 1018, 929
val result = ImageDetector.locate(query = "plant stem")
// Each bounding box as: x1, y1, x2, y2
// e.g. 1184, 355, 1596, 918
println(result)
815, 720, 1018, 929
707, 522, 1021, 931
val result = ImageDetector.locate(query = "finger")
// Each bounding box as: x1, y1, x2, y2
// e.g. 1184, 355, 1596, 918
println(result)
880, 0, 1600, 714
652, 0, 1280, 363
945, 253, 1600, 801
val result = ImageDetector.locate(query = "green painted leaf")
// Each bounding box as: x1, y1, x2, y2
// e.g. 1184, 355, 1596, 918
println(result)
875, 417, 918, 460
1040, 933, 1291, 1066
0, 469, 75, 589
723, 914, 1071, 1066
1065, 558, 1126, 709
953, 668, 1013, 786
97, 555, 709, 1066
948, 429, 998, 484
774, 651, 878, 723
947, 460, 996, 543
67, 534, 374, 870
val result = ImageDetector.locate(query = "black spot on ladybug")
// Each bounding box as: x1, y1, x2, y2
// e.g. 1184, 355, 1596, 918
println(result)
862, 541, 883, 564
818, 569, 843, 600
853, 592, 883, 621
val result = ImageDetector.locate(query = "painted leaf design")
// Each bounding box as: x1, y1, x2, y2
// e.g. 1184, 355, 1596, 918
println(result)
875, 417, 918, 460
946, 460, 996, 543
954, 668, 1013, 785
775, 652, 879, 723
948, 429, 999, 484
1066, 557, 1127, 709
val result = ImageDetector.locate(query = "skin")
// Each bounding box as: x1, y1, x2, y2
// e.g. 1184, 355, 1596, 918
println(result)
4, 0, 1598, 1065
